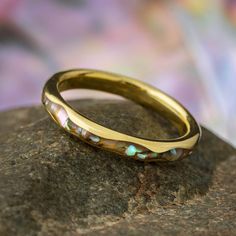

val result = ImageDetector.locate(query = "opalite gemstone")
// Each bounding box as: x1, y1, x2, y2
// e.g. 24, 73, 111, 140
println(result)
48, 102, 59, 113
150, 152, 158, 158
56, 108, 68, 127
89, 135, 100, 143
44, 99, 49, 106
135, 148, 143, 153
77, 127, 82, 134
137, 153, 147, 160
125, 145, 137, 156
81, 129, 87, 137
170, 148, 177, 156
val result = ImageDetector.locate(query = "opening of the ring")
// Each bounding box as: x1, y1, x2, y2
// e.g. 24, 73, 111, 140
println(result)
56, 72, 189, 137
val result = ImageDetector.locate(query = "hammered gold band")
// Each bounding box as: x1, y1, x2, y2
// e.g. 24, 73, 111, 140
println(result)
42, 69, 201, 162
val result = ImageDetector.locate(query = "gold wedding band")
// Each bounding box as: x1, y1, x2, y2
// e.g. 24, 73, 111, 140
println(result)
42, 69, 201, 162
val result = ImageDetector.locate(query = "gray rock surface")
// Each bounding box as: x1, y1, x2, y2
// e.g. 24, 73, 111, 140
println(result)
0, 99, 235, 236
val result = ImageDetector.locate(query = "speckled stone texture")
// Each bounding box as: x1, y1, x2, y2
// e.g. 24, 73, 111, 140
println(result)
0, 99, 235, 236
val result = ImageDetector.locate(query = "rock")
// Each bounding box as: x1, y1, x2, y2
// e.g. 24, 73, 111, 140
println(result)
0, 99, 235, 236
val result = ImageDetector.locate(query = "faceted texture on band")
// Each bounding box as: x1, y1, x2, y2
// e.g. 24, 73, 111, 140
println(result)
43, 96, 190, 162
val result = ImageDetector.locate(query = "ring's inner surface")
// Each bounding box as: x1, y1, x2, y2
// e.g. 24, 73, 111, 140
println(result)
54, 71, 192, 137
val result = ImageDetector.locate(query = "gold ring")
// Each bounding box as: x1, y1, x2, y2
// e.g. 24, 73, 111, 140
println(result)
42, 69, 201, 162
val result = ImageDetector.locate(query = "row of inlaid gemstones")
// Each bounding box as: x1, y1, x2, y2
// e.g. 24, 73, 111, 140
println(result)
43, 96, 186, 161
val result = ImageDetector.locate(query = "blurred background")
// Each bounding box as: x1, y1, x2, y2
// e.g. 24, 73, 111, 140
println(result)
0, 0, 236, 146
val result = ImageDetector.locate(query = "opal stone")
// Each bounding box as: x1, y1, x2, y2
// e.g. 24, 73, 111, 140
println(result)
81, 129, 87, 137
137, 153, 147, 160
44, 99, 49, 106
89, 135, 100, 143
135, 148, 143, 153
150, 152, 158, 158
164, 148, 183, 161
56, 108, 68, 127
44, 97, 186, 162
77, 127, 82, 134
49, 103, 58, 113
170, 148, 177, 156
125, 145, 137, 156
